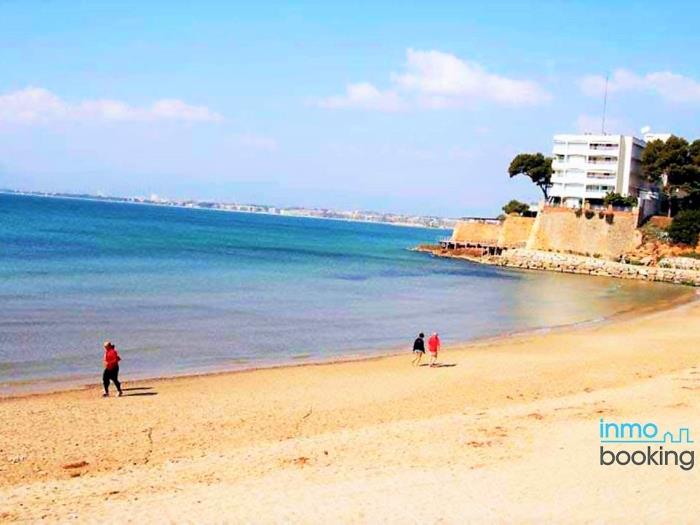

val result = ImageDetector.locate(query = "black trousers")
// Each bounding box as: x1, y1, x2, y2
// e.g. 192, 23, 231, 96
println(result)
103, 366, 122, 393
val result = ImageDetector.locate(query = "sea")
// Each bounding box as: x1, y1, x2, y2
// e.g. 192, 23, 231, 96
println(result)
0, 193, 691, 394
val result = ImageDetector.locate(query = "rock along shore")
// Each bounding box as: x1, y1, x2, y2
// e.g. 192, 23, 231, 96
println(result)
415, 246, 700, 287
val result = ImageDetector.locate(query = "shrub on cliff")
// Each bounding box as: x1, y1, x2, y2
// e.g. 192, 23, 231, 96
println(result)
502, 199, 530, 215
640, 221, 670, 243
603, 192, 638, 208
668, 209, 700, 245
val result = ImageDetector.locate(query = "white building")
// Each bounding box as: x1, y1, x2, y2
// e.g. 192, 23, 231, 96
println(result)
549, 133, 659, 209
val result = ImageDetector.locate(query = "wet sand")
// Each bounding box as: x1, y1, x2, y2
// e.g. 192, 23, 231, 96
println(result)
1, 299, 699, 522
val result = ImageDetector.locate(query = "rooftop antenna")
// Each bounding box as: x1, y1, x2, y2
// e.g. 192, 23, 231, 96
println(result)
601, 73, 609, 135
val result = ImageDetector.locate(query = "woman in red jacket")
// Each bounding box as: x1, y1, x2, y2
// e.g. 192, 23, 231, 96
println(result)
102, 341, 123, 397
428, 332, 441, 367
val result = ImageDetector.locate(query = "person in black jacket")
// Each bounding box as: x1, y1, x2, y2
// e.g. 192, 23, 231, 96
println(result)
411, 332, 425, 366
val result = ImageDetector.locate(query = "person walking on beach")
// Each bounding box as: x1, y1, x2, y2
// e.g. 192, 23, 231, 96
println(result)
428, 332, 441, 367
411, 332, 425, 366
102, 341, 123, 397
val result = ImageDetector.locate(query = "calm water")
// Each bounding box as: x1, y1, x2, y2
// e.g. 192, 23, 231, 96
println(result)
0, 193, 690, 393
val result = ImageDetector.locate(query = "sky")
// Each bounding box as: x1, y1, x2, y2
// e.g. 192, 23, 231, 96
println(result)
1, 1, 700, 217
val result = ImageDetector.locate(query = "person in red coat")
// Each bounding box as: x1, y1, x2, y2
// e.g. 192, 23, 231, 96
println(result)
102, 341, 123, 397
428, 332, 441, 367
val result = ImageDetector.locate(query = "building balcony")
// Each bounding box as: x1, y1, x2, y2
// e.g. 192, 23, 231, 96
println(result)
552, 160, 588, 171
586, 166, 616, 174
552, 172, 587, 184
589, 144, 619, 151
583, 190, 609, 200
550, 186, 586, 199
586, 162, 618, 171
553, 144, 592, 156
587, 156, 618, 164
586, 176, 617, 185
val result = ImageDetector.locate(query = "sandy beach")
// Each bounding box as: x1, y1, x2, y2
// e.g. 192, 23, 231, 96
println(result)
1, 299, 699, 523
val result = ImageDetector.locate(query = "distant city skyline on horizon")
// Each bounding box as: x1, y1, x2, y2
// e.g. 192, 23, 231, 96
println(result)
1, 1, 699, 217
1, 188, 459, 229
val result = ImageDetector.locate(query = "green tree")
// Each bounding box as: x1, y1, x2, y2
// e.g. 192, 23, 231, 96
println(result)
690, 139, 700, 167
641, 136, 690, 185
508, 153, 553, 200
502, 199, 530, 215
668, 209, 700, 245
603, 192, 637, 208
642, 136, 700, 215
679, 187, 700, 211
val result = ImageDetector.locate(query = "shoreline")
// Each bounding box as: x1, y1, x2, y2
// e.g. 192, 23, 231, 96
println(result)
2, 292, 699, 521
2, 286, 696, 401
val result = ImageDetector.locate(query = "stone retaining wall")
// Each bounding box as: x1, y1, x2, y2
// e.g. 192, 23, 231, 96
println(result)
449, 206, 642, 258
451, 220, 501, 244
526, 206, 641, 259
497, 216, 535, 247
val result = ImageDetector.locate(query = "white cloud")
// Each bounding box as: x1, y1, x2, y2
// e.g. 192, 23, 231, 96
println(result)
0, 87, 223, 124
580, 69, 700, 103
316, 49, 550, 111
315, 82, 404, 112
149, 99, 222, 122
579, 69, 644, 97
393, 49, 550, 106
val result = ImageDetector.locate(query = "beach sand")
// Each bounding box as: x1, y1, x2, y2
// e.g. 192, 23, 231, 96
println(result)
1, 300, 699, 523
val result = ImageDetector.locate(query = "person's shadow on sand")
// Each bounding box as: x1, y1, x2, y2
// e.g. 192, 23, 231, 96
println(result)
121, 386, 158, 397
419, 363, 457, 368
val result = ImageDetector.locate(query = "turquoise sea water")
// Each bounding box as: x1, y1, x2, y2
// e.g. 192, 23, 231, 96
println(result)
0, 193, 690, 393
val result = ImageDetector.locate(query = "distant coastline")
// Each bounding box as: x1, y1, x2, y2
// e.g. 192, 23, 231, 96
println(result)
0, 189, 457, 230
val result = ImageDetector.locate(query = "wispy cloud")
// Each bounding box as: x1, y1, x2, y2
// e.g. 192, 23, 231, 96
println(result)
575, 113, 625, 134
580, 69, 700, 103
315, 48, 550, 111
235, 133, 278, 151
0, 87, 224, 124
315, 82, 404, 112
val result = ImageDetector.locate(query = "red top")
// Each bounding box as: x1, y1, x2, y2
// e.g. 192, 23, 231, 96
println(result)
428, 335, 440, 353
104, 348, 121, 370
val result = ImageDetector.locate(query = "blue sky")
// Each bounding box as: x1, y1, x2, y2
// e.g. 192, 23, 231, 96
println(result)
1, 1, 699, 216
